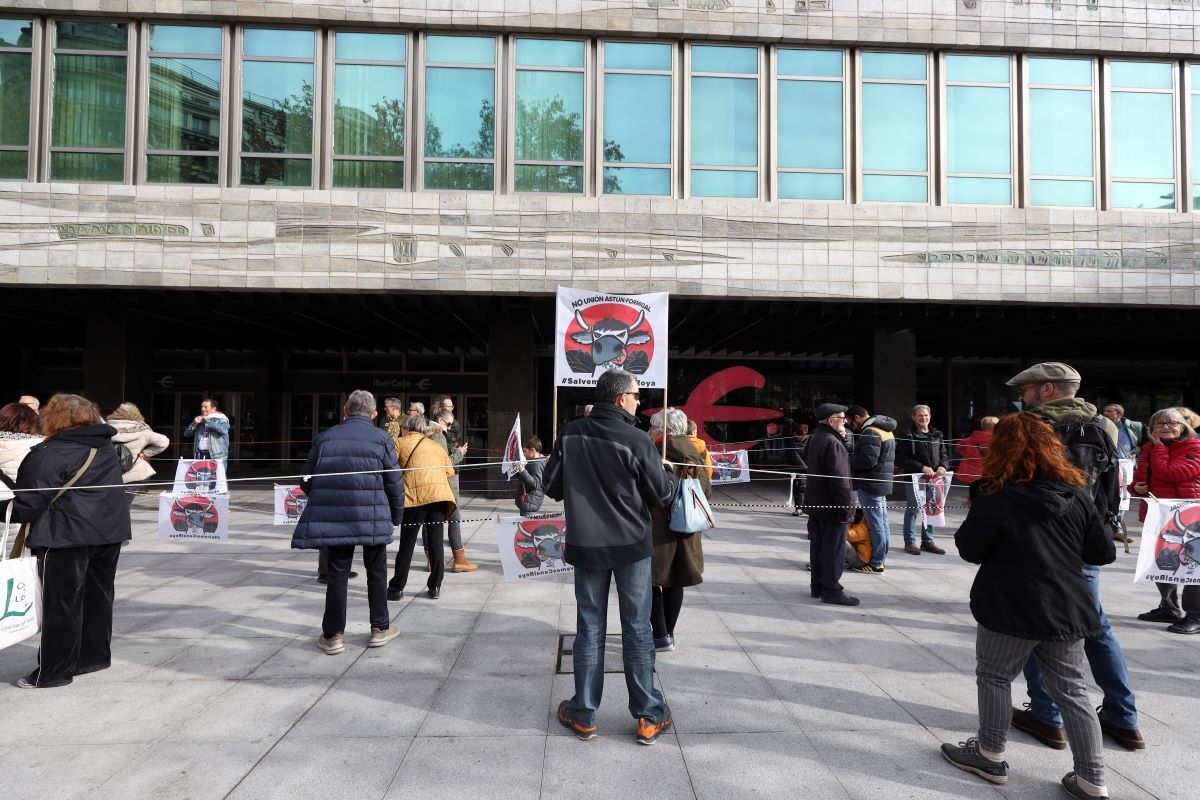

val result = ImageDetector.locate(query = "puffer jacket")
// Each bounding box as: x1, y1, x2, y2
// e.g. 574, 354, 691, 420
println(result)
955, 429, 993, 485
430, 429, 462, 499
0, 431, 43, 503
291, 415, 404, 549
516, 458, 546, 514
1130, 435, 1200, 521
10, 424, 131, 549
109, 419, 171, 483
394, 431, 456, 513
849, 415, 897, 496
897, 427, 950, 474
686, 434, 714, 480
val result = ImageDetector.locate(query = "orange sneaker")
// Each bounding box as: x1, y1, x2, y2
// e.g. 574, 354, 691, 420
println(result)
636, 709, 673, 745
558, 701, 597, 741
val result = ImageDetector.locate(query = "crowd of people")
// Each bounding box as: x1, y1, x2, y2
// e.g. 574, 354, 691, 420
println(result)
3, 360, 1198, 794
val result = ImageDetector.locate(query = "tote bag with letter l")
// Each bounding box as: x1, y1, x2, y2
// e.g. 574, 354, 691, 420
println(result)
0, 502, 42, 651
670, 477, 717, 534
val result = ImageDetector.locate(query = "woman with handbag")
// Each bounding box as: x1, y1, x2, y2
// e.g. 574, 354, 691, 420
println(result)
5, 394, 131, 688
106, 402, 171, 508
387, 415, 456, 601
648, 408, 712, 652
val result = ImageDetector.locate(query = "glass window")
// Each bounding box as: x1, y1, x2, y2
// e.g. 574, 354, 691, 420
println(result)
859, 51, 928, 203
240, 28, 315, 187
1027, 57, 1095, 207
602, 41, 672, 196
146, 25, 222, 184
333, 31, 406, 189
514, 38, 585, 193
423, 35, 495, 191
1108, 60, 1176, 210
690, 45, 758, 198
50, 21, 130, 182
776, 48, 844, 201
944, 54, 1012, 205
0, 20, 34, 180
1191, 65, 1200, 210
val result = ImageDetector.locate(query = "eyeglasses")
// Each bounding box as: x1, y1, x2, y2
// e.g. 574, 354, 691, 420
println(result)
623, 391, 640, 400
1155, 421, 1183, 428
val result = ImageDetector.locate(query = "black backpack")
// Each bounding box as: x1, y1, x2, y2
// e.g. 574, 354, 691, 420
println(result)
113, 442, 134, 473
1050, 414, 1118, 489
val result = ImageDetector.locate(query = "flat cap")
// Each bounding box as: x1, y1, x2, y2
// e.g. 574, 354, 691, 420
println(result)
1004, 362, 1082, 387
814, 402, 848, 421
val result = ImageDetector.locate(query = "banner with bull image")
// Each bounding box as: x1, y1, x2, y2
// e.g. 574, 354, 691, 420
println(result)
273, 485, 308, 526
1118, 458, 1136, 513
553, 287, 668, 388
1135, 499, 1200, 586
710, 450, 750, 485
158, 492, 230, 541
911, 472, 954, 528
171, 458, 228, 496
494, 513, 572, 581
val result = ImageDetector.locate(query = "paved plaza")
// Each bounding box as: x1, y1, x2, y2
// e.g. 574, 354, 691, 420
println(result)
2, 483, 1195, 800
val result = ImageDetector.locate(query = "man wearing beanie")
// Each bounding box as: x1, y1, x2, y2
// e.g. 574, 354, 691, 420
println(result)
801, 403, 860, 606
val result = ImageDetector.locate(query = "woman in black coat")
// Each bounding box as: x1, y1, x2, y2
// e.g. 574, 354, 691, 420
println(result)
4, 394, 131, 688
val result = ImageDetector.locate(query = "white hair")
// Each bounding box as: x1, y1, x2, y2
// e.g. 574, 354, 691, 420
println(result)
650, 408, 688, 437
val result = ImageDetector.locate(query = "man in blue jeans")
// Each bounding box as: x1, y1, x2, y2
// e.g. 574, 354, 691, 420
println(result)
543, 369, 679, 745
1006, 362, 1144, 751
848, 406, 897, 574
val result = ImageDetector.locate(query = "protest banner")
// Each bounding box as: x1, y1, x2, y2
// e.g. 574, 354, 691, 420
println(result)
912, 472, 954, 527
494, 513, 572, 581
171, 458, 228, 496
1135, 499, 1200, 585
1118, 458, 1135, 512
158, 493, 230, 541
710, 450, 750, 485
273, 485, 307, 526
501, 415, 526, 479
553, 287, 668, 389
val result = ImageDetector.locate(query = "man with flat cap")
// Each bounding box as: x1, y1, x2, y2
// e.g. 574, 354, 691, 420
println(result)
1003, 362, 1144, 754
801, 403, 859, 606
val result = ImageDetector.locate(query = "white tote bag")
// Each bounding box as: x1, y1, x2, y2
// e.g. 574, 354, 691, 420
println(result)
0, 502, 42, 651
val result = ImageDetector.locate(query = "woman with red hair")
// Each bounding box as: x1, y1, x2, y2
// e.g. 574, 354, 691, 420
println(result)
940, 412, 1114, 800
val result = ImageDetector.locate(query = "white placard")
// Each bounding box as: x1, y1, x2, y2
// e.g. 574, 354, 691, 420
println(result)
171, 458, 228, 496
553, 287, 668, 388
1118, 458, 1135, 512
494, 513, 572, 581
158, 492, 230, 540
501, 414, 526, 479
912, 472, 955, 528
710, 450, 750, 485
1135, 499, 1200, 586
273, 485, 307, 526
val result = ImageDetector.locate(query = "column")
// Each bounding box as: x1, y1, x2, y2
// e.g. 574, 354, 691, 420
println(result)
84, 302, 128, 414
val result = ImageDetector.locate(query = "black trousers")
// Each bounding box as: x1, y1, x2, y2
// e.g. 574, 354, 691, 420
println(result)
807, 516, 848, 598
651, 585, 685, 639
32, 543, 122, 687
390, 503, 447, 593
322, 544, 389, 638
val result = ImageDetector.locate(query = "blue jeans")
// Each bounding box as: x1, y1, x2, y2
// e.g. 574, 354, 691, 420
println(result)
194, 449, 228, 471
563, 556, 668, 726
903, 483, 935, 545
856, 489, 890, 567
1024, 565, 1138, 729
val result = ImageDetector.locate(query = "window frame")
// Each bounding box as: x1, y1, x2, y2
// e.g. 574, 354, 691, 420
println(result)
44, 18, 136, 184
1186, 62, 1200, 213
939, 52, 1016, 208
416, 30, 502, 194
138, 21, 228, 186
855, 49, 934, 206
506, 34, 590, 195
1021, 54, 1100, 210
0, 16, 41, 183
233, 25, 320, 189
1103, 57, 1180, 212
323, 28, 411, 191
596, 38, 678, 198
771, 46, 849, 203
684, 42, 765, 200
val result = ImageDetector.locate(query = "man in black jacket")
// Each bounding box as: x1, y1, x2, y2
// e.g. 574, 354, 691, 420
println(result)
849, 408, 898, 573
800, 403, 859, 606
544, 369, 679, 745
898, 404, 949, 556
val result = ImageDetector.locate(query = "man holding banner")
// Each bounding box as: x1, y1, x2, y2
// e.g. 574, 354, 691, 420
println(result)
543, 369, 679, 745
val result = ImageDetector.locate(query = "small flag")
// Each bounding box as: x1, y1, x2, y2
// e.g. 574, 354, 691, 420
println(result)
502, 414, 526, 479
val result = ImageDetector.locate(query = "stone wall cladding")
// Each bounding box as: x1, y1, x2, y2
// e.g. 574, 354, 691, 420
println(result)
17, 0, 1200, 56
2, 184, 1197, 306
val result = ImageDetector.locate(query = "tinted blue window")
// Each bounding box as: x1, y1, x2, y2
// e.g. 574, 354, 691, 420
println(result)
692, 45, 757, 75
777, 49, 842, 78
1029, 179, 1094, 207
604, 73, 670, 165
691, 169, 757, 197
861, 83, 926, 172
861, 52, 925, 81
605, 42, 671, 71
947, 86, 1010, 175
947, 177, 1010, 205
425, 67, 493, 158
604, 167, 671, 195
945, 54, 1008, 83
244, 29, 312, 59
150, 25, 220, 55
691, 76, 757, 167
1110, 61, 1173, 90
777, 80, 842, 169
517, 39, 584, 68
337, 32, 405, 61
1029, 89, 1093, 178
1111, 182, 1176, 209
1110, 92, 1174, 179
0, 20, 29, 48
862, 174, 927, 203
778, 172, 843, 201
427, 35, 494, 65
1028, 58, 1092, 87
515, 70, 584, 162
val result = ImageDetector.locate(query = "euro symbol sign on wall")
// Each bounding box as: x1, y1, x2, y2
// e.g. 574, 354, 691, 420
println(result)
643, 366, 782, 451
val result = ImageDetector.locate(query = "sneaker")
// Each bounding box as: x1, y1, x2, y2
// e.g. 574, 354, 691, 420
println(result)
15, 675, 36, 689
904, 543, 921, 555
920, 542, 946, 555
368, 625, 400, 648
636, 709, 674, 745
1062, 772, 1109, 799
558, 701, 597, 741
317, 634, 345, 655
1097, 706, 1145, 750
1011, 705, 1067, 749
821, 593, 861, 607
1137, 607, 1183, 623
654, 635, 675, 652
850, 564, 883, 574
940, 738, 1008, 785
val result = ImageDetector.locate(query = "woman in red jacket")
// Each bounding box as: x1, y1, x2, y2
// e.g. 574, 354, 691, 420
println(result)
1129, 407, 1200, 633
955, 416, 998, 503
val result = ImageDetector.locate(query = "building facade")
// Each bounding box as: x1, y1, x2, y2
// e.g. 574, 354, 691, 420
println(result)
1, 1, 1197, 462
